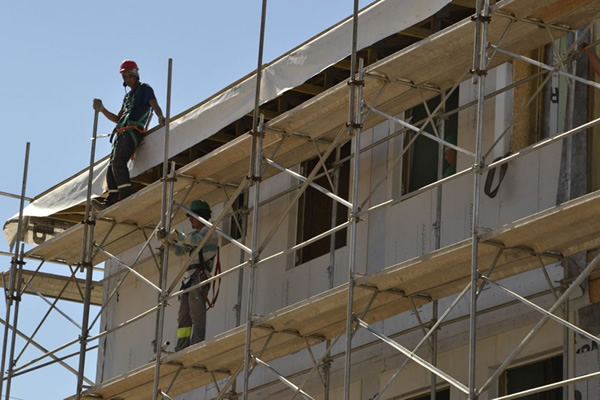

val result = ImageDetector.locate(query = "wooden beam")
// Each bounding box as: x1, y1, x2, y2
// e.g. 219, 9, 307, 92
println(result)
291, 83, 325, 96
398, 26, 436, 39
452, 0, 476, 8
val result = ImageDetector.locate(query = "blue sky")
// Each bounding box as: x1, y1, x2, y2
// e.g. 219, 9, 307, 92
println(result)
0, 1, 370, 399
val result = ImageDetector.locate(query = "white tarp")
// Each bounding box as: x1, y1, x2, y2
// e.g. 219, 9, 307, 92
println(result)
3, 159, 109, 249
4, 0, 450, 247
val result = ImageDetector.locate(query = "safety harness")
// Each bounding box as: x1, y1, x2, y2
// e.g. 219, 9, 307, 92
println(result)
110, 83, 154, 148
183, 247, 222, 310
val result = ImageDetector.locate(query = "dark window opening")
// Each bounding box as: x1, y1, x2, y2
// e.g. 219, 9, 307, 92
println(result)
500, 355, 563, 399
402, 89, 459, 194
407, 388, 450, 400
227, 192, 247, 241
296, 142, 351, 265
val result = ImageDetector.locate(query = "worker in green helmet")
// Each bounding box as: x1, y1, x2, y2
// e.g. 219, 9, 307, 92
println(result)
160, 199, 218, 350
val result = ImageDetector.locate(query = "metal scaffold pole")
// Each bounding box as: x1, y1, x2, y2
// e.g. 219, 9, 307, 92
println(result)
243, 1, 267, 397
1, 142, 30, 400
469, 0, 490, 398
152, 58, 174, 400
76, 106, 100, 398
343, 0, 361, 398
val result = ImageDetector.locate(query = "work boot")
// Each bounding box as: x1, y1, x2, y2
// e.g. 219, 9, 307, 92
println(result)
93, 192, 119, 210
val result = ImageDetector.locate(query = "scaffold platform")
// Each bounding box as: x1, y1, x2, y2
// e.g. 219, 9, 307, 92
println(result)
70, 188, 600, 399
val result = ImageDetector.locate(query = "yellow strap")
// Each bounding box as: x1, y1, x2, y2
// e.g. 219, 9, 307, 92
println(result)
177, 327, 192, 338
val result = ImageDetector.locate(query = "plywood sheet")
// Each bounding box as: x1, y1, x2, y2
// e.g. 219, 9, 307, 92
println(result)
0, 270, 102, 306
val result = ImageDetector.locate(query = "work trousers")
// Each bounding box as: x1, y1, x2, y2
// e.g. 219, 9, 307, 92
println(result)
106, 133, 136, 195
175, 270, 208, 351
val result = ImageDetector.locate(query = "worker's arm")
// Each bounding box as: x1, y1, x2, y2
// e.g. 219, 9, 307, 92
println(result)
149, 98, 165, 125
92, 99, 121, 123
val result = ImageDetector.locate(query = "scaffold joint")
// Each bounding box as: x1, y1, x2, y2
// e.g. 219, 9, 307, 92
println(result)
78, 261, 93, 270
11, 257, 25, 267
247, 175, 262, 183
249, 129, 265, 138
346, 121, 364, 130
161, 175, 178, 183
7, 294, 21, 302
347, 78, 365, 87
81, 218, 96, 226
348, 212, 363, 223
471, 14, 492, 23
470, 68, 488, 77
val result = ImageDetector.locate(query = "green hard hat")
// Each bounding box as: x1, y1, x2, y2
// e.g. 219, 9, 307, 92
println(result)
189, 199, 211, 214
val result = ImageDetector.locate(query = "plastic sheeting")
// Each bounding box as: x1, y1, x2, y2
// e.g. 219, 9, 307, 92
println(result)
3, 159, 109, 249
3, 0, 450, 248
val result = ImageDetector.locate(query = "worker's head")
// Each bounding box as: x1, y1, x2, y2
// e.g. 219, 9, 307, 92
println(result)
444, 147, 457, 166
120, 59, 140, 88
187, 200, 212, 226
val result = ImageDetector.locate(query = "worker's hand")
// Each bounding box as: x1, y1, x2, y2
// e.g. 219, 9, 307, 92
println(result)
579, 42, 593, 56
158, 116, 166, 126
93, 98, 104, 112
157, 228, 179, 245
167, 229, 179, 243
157, 228, 167, 242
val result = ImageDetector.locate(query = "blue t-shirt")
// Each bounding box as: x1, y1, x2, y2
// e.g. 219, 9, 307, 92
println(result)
116, 83, 156, 130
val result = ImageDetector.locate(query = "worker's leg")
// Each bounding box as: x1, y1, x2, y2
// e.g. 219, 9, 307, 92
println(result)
111, 133, 135, 200
175, 291, 192, 351
189, 273, 208, 345
98, 147, 121, 207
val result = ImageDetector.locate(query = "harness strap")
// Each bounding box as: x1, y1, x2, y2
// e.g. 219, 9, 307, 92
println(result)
484, 152, 511, 198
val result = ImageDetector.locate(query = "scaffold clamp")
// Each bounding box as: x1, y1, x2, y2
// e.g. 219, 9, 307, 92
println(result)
471, 14, 492, 23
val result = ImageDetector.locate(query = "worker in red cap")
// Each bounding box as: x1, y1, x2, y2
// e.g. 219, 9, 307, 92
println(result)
93, 59, 165, 209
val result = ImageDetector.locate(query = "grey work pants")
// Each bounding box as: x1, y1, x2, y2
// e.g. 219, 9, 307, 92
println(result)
107, 132, 137, 194
175, 270, 208, 351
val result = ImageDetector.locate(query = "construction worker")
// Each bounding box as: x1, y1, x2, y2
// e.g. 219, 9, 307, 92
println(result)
160, 200, 218, 351
92, 59, 164, 209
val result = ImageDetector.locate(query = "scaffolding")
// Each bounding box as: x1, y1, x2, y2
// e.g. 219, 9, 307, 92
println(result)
3, 0, 600, 399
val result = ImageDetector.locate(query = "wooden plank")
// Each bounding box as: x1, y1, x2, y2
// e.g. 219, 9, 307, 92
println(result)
0, 270, 102, 306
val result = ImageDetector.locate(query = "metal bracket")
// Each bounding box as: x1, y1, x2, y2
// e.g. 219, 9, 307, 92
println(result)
471, 14, 492, 23
470, 68, 489, 77
348, 78, 365, 87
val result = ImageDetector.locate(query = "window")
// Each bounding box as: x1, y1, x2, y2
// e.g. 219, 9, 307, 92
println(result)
499, 355, 563, 399
405, 388, 450, 400
295, 142, 350, 265
226, 192, 246, 241
401, 90, 459, 195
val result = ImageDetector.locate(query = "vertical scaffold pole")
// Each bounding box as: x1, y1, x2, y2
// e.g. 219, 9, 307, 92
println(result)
431, 92, 446, 400
323, 145, 341, 400
243, 1, 267, 397
563, 29, 579, 400
1, 142, 30, 400
76, 106, 100, 399
469, 0, 490, 399
152, 58, 174, 400
343, 1, 361, 398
